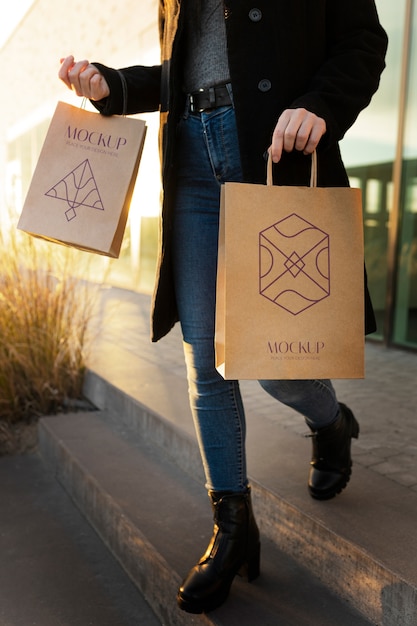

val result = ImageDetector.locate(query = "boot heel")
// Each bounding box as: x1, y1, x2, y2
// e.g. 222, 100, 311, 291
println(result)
308, 404, 360, 500
238, 541, 261, 582
342, 402, 359, 439
351, 416, 360, 439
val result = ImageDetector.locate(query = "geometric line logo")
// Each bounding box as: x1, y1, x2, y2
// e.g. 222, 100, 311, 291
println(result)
45, 159, 104, 222
284, 251, 306, 277
259, 212, 330, 315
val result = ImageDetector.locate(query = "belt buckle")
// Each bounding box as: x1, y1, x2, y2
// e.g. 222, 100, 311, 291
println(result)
190, 88, 206, 113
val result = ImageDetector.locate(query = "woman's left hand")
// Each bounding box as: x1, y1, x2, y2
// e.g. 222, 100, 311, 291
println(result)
269, 108, 326, 163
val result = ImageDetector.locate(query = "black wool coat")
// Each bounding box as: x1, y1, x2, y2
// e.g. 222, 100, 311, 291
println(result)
93, 0, 388, 342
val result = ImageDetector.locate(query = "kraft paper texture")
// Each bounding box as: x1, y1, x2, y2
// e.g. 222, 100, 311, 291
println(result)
18, 101, 146, 258
215, 181, 365, 379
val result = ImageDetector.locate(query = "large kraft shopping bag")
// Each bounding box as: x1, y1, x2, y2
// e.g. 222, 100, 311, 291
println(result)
18, 101, 146, 257
215, 152, 365, 379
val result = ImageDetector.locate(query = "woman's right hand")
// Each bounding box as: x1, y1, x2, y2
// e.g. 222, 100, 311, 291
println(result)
58, 55, 110, 101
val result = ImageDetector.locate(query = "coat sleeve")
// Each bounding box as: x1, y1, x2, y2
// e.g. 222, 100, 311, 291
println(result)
290, 0, 388, 146
90, 63, 162, 116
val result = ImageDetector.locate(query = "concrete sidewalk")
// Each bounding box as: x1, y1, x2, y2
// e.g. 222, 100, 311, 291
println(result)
2, 284, 416, 626
0, 453, 161, 626
90, 285, 417, 493
79, 284, 417, 624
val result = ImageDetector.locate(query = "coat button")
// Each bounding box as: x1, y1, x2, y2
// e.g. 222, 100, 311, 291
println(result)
258, 79, 271, 92
249, 8, 262, 22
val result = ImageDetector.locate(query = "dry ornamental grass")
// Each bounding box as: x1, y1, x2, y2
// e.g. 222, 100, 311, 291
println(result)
0, 229, 97, 455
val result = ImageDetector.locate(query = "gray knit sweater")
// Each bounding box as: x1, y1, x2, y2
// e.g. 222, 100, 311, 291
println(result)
183, 0, 231, 93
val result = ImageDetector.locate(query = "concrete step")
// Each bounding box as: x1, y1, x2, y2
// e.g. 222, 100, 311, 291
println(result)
0, 452, 161, 626
38, 408, 373, 626
80, 365, 417, 626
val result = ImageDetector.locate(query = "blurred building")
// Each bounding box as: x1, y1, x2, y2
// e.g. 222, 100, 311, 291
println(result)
0, 0, 416, 350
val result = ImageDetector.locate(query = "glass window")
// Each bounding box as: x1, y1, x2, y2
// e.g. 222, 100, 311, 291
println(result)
341, 0, 407, 338
393, 1, 417, 346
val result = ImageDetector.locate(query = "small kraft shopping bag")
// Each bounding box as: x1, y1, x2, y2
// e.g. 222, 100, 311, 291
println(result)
215, 152, 365, 380
18, 99, 146, 257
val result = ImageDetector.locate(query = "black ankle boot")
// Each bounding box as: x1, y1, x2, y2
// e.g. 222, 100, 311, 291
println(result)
177, 488, 261, 614
308, 403, 359, 500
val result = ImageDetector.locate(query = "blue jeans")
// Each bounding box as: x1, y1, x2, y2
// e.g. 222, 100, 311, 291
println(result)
172, 104, 340, 493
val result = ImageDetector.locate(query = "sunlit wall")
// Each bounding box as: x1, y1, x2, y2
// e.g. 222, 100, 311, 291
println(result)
0, 0, 161, 293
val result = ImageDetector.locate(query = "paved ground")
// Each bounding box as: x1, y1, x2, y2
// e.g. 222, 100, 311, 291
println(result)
0, 453, 161, 626
91, 285, 417, 492
1, 284, 416, 626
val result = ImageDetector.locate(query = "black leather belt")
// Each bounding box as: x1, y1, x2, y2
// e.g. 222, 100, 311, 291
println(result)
189, 84, 232, 112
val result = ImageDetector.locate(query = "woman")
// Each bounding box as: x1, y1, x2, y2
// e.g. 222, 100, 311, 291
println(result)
59, 0, 387, 614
